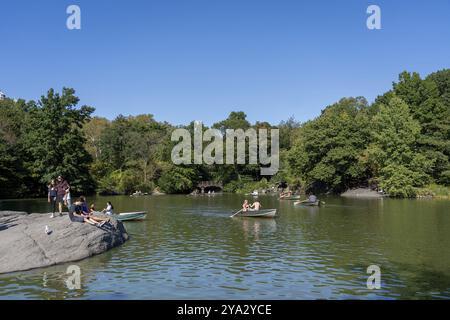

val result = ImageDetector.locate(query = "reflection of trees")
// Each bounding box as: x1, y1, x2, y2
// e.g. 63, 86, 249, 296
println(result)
293, 197, 450, 297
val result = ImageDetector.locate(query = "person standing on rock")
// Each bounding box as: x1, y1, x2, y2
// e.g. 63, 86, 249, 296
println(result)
54, 175, 70, 218
47, 180, 58, 216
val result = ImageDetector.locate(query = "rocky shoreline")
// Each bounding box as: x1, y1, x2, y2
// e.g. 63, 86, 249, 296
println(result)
0, 211, 128, 274
341, 188, 385, 198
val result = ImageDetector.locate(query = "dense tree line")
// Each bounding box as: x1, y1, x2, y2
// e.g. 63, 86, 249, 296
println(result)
0, 69, 448, 198
287, 69, 450, 197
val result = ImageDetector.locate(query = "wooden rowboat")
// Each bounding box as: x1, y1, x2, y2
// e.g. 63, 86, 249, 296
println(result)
115, 211, 147, 221
279, 195, 301, 200
294, 200, 320, 206
232, 209, 277, 218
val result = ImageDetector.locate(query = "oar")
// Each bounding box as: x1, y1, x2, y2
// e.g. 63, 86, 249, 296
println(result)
230, 209, 243, 218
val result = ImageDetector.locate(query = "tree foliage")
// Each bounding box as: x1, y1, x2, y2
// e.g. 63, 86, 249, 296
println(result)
1, 69, 449, 198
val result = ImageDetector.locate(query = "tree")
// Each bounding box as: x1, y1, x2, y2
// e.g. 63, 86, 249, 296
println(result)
287, 97, 372, 192
158, 165, 198, 194
83, 117, 110, 160
370, 97, 433, 197
391, 71, 450, 185
22, 88, 96, 194
0, 98, 34, 197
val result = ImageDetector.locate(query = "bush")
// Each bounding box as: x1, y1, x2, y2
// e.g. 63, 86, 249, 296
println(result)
379, 164, 417, 198
416, 184, 450, 198
158, 166, 197, 194
97, 169, 143, 195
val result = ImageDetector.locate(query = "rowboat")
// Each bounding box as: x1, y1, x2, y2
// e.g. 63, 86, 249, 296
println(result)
294, 200, 320, 206
114, 211, 147, 221
279, 195, 301, 200
232, 209, 277, 218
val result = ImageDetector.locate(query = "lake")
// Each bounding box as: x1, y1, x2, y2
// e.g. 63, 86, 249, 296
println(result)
0, 194, 449, 299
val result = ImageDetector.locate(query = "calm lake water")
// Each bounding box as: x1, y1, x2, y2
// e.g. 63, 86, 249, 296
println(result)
0, 194, 449, 299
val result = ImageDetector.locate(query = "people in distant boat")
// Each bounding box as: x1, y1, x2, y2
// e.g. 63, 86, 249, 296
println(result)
308, 194, 317, 203
250, 201, 262, 211
54, 175, 70, 218
242, 199, 250, 212
102, 201, 114, 215
280, 190, 292, 198
47, 180, 58, 216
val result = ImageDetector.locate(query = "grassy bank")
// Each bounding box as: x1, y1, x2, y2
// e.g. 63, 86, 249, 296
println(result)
415, 184, 450, 199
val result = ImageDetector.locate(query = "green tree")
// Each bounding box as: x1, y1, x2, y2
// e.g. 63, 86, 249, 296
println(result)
287, 97, 371, 192
389, 71, 450, 185
371, 97, 433, 197
158, 165, 198, 194
22, 88, 96, 194
0, 98, 35, 197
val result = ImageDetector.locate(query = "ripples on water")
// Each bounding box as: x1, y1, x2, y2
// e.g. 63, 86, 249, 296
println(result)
0, 194, 449, 299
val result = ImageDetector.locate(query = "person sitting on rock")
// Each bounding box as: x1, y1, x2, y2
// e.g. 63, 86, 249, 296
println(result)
69, 198, 110, 227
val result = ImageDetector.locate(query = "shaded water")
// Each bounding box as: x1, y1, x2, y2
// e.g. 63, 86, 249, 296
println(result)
0, 194, 449, 299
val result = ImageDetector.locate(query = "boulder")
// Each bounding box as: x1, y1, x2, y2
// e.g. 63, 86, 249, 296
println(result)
341, 188, 385, 198
0, 211, 128, 274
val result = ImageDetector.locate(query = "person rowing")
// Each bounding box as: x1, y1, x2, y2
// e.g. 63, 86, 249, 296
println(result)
242, 199, 250, 212
308, 194, 317, 203
250, 201, 261, 211
280, 190, 292, 199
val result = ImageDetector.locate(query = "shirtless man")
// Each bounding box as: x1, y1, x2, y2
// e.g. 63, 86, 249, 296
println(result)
250, 201, 262, 211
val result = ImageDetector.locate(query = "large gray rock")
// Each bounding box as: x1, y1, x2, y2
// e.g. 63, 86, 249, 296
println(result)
341, 188, 385, 198
0, 211, 128, 274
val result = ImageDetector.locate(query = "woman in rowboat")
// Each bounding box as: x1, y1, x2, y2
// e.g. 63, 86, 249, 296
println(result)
102, 201, 114, 215
242, 200, 250, 212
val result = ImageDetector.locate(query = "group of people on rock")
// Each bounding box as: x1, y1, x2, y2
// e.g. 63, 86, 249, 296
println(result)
69, 196, 114, 227
47, 176, 115, 227
47, 176, 71, 218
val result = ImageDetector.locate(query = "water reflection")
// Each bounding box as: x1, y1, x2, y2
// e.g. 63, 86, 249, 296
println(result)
238, 218, 277, 240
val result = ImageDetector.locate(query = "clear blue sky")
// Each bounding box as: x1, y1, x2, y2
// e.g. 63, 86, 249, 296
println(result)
1, 0, 449, 125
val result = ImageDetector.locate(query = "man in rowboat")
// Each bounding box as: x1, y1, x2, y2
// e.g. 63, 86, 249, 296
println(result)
279, 190, 292, 199
250, 201, 261, 211
308, 194, 317, 202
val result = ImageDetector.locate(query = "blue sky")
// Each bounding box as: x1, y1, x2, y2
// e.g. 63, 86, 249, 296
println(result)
1, 0, 449, 125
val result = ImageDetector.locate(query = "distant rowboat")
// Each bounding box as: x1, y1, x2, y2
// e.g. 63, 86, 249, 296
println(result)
294, 200, 320, 206
279, 195, 301, 200
231, 209, 277, 218
115, 211, 147, 221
